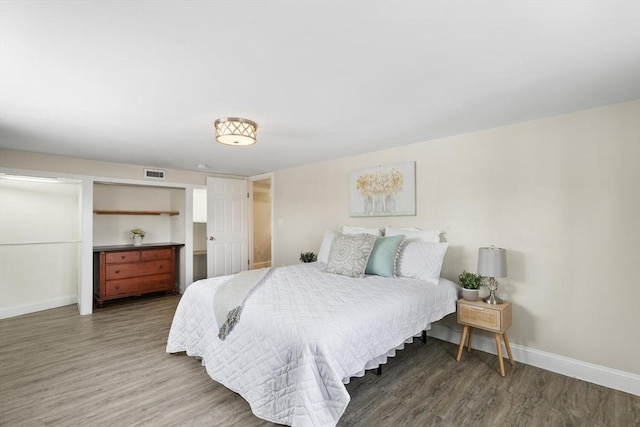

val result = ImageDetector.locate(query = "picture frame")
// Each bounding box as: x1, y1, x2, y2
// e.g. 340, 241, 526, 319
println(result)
349, 161, 416, 217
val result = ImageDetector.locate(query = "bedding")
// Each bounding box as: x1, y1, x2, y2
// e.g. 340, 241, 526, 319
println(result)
325, 232, 377, 278
384, 226, 441, 243
166, 263, 458, 427
364, 235, 405, 277
396, 241, 449, 284
317, 229, 336, 263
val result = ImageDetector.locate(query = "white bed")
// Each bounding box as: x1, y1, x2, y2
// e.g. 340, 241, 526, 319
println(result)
166, 262, 457, 426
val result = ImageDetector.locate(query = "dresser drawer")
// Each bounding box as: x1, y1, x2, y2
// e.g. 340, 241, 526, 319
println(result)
105, 251, 140, 264
105, 274, 173, 297
105, 278, 141, 297
137, 273, 174, 293
105, 260, 171, 280
458, 303, 502, 332
140, 248, 172, 261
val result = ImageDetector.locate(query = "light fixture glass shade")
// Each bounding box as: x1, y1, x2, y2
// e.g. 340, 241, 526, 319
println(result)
214, 117, 257, 146
477, 246, 507, 278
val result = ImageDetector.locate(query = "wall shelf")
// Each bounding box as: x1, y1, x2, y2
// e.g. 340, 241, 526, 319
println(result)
93, 209, 180, 216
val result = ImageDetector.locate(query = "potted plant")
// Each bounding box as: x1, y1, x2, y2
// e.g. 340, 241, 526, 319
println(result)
299, 252, 317, 263
458, 270, 483, 301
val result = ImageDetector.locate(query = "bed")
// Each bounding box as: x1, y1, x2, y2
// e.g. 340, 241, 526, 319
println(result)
166, 261, 458, 426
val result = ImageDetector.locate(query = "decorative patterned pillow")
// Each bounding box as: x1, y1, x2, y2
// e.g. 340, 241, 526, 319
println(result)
365, 235, 405, 278
326, 232, 377, 278
397, 241, 449, 284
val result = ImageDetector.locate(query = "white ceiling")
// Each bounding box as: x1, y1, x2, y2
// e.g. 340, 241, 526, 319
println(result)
1, 1, 638, 176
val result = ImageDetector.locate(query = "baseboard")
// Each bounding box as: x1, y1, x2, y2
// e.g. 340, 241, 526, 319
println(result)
428, 323, 640, 397
0, 295, 77, 319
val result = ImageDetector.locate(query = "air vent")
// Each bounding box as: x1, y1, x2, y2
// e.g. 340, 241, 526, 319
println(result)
144, 168, 166, 180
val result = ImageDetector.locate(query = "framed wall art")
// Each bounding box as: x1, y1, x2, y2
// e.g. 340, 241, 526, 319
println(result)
349, 161, 416, 217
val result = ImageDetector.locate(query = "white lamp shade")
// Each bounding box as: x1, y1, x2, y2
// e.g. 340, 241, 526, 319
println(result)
478, 247, 507, 277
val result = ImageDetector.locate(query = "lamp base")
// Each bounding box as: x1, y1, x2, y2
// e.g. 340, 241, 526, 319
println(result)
483, 290, 503, 305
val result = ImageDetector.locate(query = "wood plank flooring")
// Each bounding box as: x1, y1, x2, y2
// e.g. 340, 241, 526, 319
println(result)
1, 295, 638, 426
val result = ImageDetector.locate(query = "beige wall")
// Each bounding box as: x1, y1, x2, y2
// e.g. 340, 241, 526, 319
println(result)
253, 189, 272, 265
0, 149, 222, 185
273, 101, 640, 374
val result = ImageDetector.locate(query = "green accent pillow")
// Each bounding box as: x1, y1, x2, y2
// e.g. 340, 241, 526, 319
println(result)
365, 235, 405, 277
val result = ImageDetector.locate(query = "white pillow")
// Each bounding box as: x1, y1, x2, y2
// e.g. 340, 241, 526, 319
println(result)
385, 226, 441, 243
317, 229, 336, 264
397, 241, 449, 285
342, 225, 381, 236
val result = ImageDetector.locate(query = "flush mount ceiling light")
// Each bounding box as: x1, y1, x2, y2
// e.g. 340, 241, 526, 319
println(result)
214, 117, 258, 146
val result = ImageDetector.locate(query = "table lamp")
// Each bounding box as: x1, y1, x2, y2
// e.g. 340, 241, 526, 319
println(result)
478, 246, 507, 304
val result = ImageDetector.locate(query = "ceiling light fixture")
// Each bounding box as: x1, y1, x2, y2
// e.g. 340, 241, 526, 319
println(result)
214, 117, 258, 146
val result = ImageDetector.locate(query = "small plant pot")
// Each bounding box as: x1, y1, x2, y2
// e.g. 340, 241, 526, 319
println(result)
133, 235, 143, 246
462, 288, 479, 301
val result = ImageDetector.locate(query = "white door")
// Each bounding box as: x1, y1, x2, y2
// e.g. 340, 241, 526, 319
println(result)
206, 177, 249, 277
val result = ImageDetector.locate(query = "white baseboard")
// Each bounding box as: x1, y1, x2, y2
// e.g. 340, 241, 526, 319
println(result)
428, 323, 640, 397
0, 295, 77, 319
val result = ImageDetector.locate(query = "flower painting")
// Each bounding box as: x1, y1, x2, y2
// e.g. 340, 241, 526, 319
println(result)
349, 162, 416, 217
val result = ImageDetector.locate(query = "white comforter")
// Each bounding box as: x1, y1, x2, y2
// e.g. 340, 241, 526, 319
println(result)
166, 262, 457, 427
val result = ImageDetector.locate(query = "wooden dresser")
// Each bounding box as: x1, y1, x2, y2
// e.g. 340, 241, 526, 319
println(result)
93, 243, 183, 307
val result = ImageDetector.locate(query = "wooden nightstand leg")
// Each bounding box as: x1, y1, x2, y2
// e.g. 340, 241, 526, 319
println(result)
467, 327, 474, 352
503, 331, 515, 366
456, 325, 469, 362
495, 333, 506, 377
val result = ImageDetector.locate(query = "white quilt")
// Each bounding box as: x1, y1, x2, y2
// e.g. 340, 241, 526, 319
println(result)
166, 262, 457, 427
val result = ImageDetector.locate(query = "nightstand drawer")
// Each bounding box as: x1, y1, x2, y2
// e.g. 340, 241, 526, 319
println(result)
457, 299, 512, 333
458, 303, 501, 331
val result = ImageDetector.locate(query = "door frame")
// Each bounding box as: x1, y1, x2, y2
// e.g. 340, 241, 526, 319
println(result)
247, 173, 274, 270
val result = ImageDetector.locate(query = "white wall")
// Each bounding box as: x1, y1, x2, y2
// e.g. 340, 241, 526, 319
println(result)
0, 178, 81, 318
272, 101, 640, 376
193, 188, 207, 223
93, 184, 176, 245
0, 151, 224, 316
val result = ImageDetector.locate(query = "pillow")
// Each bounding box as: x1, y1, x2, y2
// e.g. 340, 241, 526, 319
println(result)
342, 225, 381, 236
317, 229, 336, 264
396, 241, 449, 284
325, 233, 377, 278
384, 226, 441, 243
365, 235, 405, 278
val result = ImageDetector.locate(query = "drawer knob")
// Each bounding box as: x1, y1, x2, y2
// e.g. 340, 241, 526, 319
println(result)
121, 255, 126, 259
115, 269, 120, 274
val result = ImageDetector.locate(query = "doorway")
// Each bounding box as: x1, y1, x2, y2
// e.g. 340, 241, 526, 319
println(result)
251, 178, 272, 269
192, 187, 207, 280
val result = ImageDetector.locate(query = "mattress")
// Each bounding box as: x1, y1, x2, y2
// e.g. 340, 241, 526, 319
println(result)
166, 262, 457, 426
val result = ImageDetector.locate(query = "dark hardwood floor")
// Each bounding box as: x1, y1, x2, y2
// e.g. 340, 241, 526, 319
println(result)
0, 295, 638, 426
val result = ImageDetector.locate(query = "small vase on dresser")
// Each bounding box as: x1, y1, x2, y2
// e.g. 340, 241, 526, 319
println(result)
130, 228, 145, 246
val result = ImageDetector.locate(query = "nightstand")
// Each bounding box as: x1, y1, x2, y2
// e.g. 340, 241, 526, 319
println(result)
455, 299, 515, 377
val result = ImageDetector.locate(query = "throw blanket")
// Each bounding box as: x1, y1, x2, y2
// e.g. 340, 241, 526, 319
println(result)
214, 267, 271, 340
